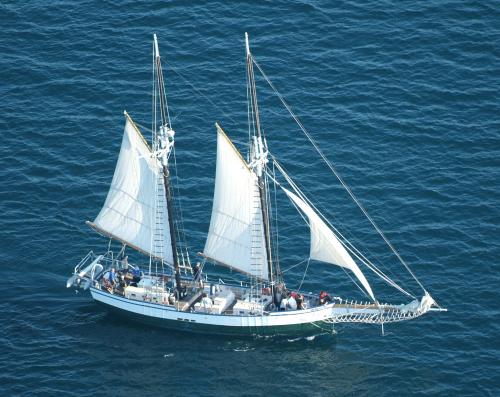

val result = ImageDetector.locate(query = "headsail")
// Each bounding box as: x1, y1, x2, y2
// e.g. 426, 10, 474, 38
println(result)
203, 124, 269, 280
282, 187, 375, 301
89, 113, 174, 265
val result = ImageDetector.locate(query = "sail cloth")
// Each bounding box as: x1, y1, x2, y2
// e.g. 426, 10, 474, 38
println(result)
282, 188, 375, 301
203, 125, 269, 280
90, 114, 174, 265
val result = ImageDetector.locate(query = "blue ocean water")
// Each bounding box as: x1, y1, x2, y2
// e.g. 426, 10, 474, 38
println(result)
1, 1, 499, 395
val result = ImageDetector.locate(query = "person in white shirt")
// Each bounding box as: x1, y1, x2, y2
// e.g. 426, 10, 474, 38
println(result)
287, 295, 297, 310
280, 297, 287, 311
201, 293, 213, 308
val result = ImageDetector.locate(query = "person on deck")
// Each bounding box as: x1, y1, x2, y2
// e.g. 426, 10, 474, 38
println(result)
319, 291, 332, 305
193, 263, 201, 279
121, 255, 129, 270
130, 267, 141, 286
193, 262, 203, 288
280, 295, 287, 311
287, 293, 298, 310
108, 268, 117, 287
296, 293, 305, 310
201, 293, 213, 308
102, 278, 112, 293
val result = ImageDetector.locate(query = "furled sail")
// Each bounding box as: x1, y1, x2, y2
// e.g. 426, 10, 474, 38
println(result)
203, 124, 269, 280
88, 114, 174, 264
282, 187, 375, 301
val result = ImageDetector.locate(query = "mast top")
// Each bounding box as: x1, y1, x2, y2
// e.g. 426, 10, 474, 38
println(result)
245, 32, 250, 56
153, 33, 160, 58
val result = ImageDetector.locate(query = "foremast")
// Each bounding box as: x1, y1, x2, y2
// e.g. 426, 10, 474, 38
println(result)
245, 33, 282, 300
153, 34, 182, 294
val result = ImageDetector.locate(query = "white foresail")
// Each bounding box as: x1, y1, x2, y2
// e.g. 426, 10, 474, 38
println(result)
203, 125, 269, 280
90, 115, 174, 265
282, 187, 375, 301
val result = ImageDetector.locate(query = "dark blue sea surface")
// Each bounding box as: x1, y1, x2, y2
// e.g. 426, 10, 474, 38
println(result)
1, 1, 498, 396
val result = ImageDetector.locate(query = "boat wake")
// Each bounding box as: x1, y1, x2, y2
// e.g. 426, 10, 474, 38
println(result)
287, 334, 323, 343
232, 347, 256, 352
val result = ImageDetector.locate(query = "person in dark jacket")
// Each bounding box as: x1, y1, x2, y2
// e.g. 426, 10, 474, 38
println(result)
319, 291, 332, 305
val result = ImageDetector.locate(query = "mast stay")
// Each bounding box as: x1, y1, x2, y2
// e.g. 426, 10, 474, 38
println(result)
247, 52, 431, 299
269, 160, 416, 300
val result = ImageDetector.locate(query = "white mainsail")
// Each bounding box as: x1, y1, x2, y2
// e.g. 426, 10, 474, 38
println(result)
282, 187, 375, 301
88, 113, 174, 264
203, 124, 269, 280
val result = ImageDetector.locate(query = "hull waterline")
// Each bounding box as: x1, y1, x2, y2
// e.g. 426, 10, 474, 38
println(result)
90, 287, 335, 337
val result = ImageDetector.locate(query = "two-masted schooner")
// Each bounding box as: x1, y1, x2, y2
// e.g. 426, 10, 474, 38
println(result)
67, 34, 445, 336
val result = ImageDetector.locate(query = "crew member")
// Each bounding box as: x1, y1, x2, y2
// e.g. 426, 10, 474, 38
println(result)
108, 267, 117, 287
319, 291, 332, 305
287, 292, 298, 310
296, 293, 305, 310
201, 293, 213, 308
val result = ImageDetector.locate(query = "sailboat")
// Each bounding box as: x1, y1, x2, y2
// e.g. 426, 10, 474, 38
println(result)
67, 34, 445, 337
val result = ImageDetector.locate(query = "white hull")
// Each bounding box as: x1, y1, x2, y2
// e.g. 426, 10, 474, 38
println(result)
67, 251, 437, 337
90, 287, 340, 335
89, 287, 432, 336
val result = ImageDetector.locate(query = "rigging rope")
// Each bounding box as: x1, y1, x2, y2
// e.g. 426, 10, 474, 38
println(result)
251, 55, 427, 294
163, 59, 239, 126
270, 159, 416, 299
297, 258, 310, 292
271, 161, 281, 280
282, 258, 308, 273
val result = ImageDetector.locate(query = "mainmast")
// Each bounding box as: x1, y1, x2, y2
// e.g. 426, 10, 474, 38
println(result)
245, 33, 280, 297
153, 34, 182, 294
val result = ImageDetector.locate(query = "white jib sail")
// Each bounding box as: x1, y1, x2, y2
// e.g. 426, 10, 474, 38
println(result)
282, 187, 375, 301
92, 115, 174, 264
203, 125, 269, 280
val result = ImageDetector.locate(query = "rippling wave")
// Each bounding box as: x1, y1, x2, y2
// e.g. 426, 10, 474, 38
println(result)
0, 1, 498, 395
